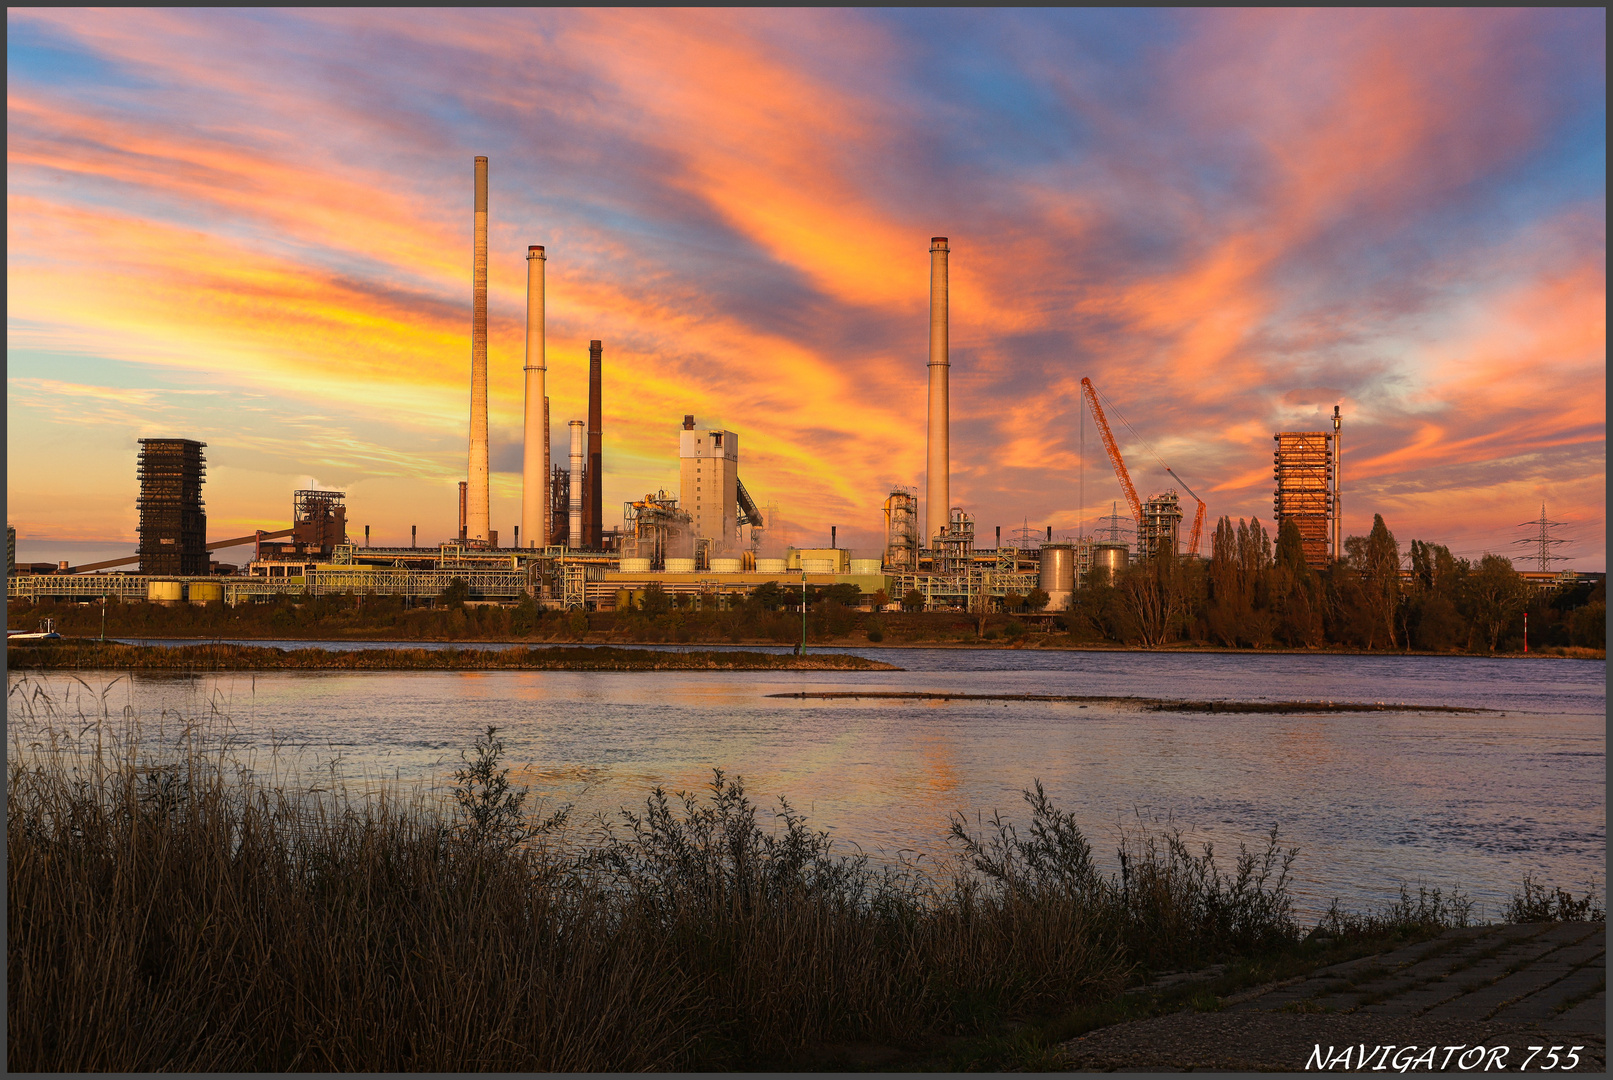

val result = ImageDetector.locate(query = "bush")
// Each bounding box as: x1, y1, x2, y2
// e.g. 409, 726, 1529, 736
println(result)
1506, 874, 1605, 923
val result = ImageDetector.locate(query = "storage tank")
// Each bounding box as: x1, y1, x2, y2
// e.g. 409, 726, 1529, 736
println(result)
1038, 544, 1074, 611
709, 557, 742, 573
188, 581, 224, 605
849, 558, 882, 575
801, 558, 835, 573
755, 558, 787, 573
147, 580, 185, 605
1092, 542, 1129, 584
618, 557, 652, 573
664, 558, 696, 573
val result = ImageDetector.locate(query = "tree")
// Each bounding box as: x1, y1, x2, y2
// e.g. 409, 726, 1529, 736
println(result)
640, 581, 672, 617
752, 580, 787, 611
1343, 514, 1402, 649
1463, 554, 1528, 652
439, 577, 470, 607
901, 588, 925, 612
1117, 549, 1189, 647
1026, 588, 1050, 612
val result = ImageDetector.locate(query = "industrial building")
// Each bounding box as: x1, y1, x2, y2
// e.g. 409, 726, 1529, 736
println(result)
136, 438, 207, 576
13, 179, 1237, 616
1273, 406, 1341, 568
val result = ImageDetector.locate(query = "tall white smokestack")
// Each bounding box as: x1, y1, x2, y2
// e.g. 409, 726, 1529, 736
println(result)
568, 420, 585, 548
467, 156, 491, 542
925, 236, 950, 543
522, 245, 547, 548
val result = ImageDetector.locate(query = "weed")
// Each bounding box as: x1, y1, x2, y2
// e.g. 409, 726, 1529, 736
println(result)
1507, 874, 1606, 923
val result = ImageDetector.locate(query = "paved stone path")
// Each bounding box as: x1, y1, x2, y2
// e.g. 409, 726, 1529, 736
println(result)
1060, 922, 1605, 1072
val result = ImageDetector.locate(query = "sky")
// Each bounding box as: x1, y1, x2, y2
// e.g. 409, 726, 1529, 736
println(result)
6, 8, 1606, 569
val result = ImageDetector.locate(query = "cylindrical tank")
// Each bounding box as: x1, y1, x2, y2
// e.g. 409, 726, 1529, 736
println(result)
1038, 544, 1074, 611
755, 558, 787, 573
849, 558, 882, 575
618, 557, 652, 573
147, 580, 185, 605
801, 558, 835, 573
710, 557, 742, 573
664, 558, 696, 573
188, 581, 224, 605
1092, 542, 1129, 583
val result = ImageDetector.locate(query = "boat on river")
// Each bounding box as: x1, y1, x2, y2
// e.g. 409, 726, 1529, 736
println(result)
7, 618, 61, 642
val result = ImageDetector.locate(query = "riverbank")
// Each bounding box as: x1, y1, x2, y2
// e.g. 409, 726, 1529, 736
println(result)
10, 599, 1600, 659
4, 640, 900, 672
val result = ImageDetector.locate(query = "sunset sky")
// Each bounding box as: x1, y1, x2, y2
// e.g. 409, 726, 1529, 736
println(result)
7, 8, 1606, 569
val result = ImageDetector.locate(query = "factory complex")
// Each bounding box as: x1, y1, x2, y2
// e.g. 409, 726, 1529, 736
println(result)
12, 157, 1360, 614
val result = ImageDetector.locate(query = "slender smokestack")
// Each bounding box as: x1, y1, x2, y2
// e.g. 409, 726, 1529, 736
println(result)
569, 420, 585, 548
467, 156, 491, 542
522, 246, 547, 548
458, 481, 468, 541
1333, 405, 1342, 562
925, 237, 949, 544
587, 340, 603, 548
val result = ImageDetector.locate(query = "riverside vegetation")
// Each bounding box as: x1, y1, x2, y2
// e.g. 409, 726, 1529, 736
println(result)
9, 708, 1603, 1072
10, 517, 1603, 655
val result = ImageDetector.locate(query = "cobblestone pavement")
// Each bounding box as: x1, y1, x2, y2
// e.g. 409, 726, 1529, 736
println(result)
1060, 923, 1605, 1072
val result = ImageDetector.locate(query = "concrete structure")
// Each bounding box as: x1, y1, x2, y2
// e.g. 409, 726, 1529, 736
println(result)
7, 525, 14, 577
137, 439, 207, 576
586, 340, 604, 549
680, 419, 739, 555
1332, 405, 1342, 558
522, 245, 548, 548
925, 237, 950, 543
568, 420, 585, 548
467, 156, 490, 542
1039, 543, 1075, 611
1273, 429, 1336, 569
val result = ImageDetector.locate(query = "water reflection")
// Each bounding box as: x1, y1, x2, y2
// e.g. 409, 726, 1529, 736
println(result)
9, 651, 1604, 920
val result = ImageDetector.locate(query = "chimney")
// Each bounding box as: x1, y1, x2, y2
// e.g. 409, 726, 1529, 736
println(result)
1047, 525, 1052, 542
1333, 405, 1342, 561
569, 420, 585, 548
831, 525, 837, 549
411, 524, 416, 549
365, 525, 370, 547
522, 245, 547, 549
587, 340, 603, 548
996, 525, 1001, 548
925, 237, 949, 544
513, 524, 519, 548
543, 395, 551, 544
458, 481, 468, 541
467, 156, 491, 541
683, 414, 696, 430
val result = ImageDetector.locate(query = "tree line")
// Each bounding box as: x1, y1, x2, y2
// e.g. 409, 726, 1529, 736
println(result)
1065, 514, 1604, 652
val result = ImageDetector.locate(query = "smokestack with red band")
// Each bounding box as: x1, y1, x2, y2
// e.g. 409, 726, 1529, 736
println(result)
925, 237, 950, 544
587, 339, 603, 549
466, 156, 490, 542
522, 245, 547, 548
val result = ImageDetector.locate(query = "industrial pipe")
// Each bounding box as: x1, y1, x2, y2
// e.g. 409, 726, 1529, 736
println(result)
925, 237, 949, 543
467, 156, 491, 542
569, 420, 585, 548
522, 245, 547, 548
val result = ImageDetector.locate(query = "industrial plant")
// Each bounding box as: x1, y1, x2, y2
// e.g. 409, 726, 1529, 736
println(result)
13, 156, 1375, 613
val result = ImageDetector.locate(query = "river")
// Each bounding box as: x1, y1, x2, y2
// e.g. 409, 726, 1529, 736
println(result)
8, 644, 1604, 920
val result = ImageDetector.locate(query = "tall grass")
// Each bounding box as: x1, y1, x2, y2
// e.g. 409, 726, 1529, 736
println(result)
8, 704, 1599, 1071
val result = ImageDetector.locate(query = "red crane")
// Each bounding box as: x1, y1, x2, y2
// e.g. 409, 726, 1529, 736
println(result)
1082, 377, 1208, 557
1081, 378, 1142, 526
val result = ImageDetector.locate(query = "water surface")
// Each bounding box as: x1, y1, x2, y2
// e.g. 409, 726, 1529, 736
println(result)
11, 648, 1603, 920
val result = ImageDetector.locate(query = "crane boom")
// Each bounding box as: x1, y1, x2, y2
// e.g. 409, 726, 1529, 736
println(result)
1081, 378, 1142, 526
1164, 468, 1208, 557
